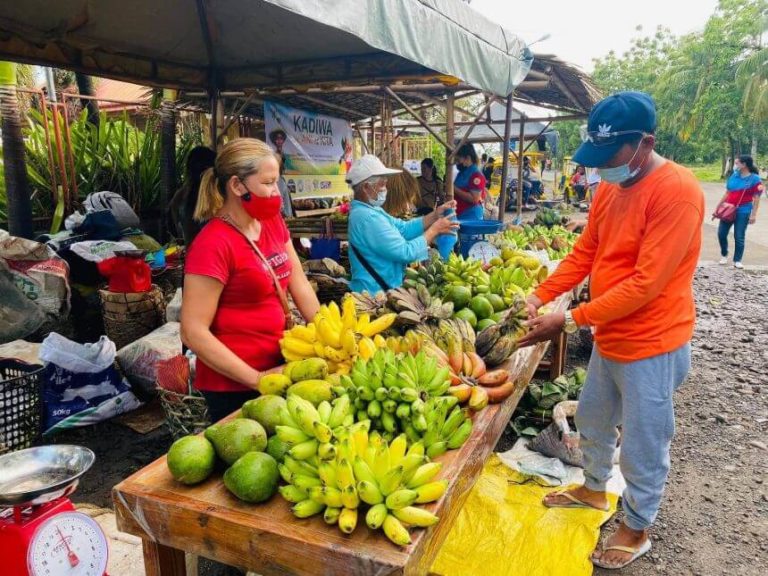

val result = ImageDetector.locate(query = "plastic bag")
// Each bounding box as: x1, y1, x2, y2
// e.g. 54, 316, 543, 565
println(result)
39, 333, 141, 434
40, 333, 116, 373
0, 265, 46, 344
431, 455, 618, 576
70, 240, 138, 263
0, 230, 71, 318
116, 322, 182, 396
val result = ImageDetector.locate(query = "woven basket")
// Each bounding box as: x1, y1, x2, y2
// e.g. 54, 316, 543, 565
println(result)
158, 388, 210, 440
0, 360, 44, 455
99, 285, 166, 350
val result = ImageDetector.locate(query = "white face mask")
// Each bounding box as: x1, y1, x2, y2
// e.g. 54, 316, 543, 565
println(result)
370, 187, 387, 208
598, 141, 647, 184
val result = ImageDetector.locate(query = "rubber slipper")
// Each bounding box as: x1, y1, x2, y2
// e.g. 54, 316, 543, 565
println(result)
591, 539, 652, 570
542, 490, 611, 512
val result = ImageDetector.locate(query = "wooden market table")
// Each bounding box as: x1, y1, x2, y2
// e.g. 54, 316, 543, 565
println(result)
113, 294, 572, 576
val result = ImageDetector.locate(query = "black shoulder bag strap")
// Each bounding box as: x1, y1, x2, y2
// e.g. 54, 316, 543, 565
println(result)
350, 244, 391, 292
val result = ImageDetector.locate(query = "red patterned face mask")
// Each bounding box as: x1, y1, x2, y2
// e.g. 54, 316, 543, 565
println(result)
241, 190, 282, 220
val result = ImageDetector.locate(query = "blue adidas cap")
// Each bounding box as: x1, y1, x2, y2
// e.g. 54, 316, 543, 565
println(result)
572, 91, 657, 167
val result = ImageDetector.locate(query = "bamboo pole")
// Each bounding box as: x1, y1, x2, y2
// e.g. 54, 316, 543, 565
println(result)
445, 94, 455, 201
498, 94, 515, 221
516, 114, 526, 221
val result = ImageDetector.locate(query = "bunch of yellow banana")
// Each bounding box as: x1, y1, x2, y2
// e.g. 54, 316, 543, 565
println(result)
280, 295, 397, 373
277, 425, 447, 546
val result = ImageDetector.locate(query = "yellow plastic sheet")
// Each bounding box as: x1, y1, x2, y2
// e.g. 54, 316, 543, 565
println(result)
431, 455, 618, 576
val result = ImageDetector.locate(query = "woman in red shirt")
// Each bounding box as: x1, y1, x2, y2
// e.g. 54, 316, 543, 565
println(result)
181, 138, 320, 421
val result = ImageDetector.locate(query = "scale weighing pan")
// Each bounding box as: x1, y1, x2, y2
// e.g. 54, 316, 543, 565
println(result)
0, 445, 95, 507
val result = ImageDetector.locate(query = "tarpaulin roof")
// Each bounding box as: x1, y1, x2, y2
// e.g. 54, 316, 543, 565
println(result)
454, 102, 557, 143
0, 0, 533, 97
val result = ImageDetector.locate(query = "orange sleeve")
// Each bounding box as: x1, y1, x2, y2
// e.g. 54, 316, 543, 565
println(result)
571, 200, 702, 327
532, 218, 598, 305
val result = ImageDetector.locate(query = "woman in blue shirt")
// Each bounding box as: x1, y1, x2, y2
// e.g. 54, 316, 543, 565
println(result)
347, 155, 457, 294
453, 143, 486, 221
715, 155, 763, 269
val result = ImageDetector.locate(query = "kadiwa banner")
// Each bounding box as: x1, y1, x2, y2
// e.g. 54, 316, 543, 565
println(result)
264, 101, 354, 199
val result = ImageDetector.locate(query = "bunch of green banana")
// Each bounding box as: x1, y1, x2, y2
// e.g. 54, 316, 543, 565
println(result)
278, 425, 448, 546
475, 298, 529, 366
443, 253, 490, 293
488, 265, 539, 300
275, 395, 355, 462
419, 397, 474, 459
341, 348, 454, 442
403, 254, 446, 296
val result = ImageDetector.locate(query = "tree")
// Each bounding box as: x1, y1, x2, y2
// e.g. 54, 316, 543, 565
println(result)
0, 62, 33, 237
75, 73, 100, 127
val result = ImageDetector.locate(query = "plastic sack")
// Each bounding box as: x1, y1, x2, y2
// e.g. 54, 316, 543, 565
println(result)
0, 229, 71, 318
39, 333, 141, 434
97, 256, 152, 292
0, 265, 46, 344
528, 401, 584, 467
166, 288, 182, 323
431, 455, 618, 576
116, 322, 182, 396
0, 340, 42, 365
70, 240, 138, 263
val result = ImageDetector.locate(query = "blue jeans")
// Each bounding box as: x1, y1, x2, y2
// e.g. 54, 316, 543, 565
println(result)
575, 344, 691, 530
718, 203, 752, 262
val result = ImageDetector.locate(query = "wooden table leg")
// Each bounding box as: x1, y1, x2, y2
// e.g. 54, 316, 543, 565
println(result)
549, 331, 567, 380
142, 539, 187, 576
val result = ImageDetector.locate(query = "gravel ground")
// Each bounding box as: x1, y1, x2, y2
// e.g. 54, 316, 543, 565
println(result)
55, 264, 768, 575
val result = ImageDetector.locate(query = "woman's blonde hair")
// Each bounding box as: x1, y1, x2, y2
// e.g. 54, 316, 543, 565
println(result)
384, 171, 419, 218
194, 138, 277, 221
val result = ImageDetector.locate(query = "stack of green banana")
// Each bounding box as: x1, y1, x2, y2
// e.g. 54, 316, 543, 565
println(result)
443, 253, 490, 292
278, 422, 449, 546
403, 254, 445, 296
275, 395, 355, 463
339, 349, 472, 450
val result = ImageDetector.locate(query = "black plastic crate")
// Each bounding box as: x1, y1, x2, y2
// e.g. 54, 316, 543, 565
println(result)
0, 359, 44, 455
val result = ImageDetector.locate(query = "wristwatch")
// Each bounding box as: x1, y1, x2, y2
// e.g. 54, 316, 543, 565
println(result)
563, 310, 578, 334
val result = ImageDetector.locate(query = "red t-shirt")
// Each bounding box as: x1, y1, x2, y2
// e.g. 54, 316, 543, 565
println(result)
185, 216, 292, 392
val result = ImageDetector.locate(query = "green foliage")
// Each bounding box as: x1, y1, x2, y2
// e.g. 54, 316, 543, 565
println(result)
587, 0, 768, 167
20, 109, 202, 218
687, 163, 725, 183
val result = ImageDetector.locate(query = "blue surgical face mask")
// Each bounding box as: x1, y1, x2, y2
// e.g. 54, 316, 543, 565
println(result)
598, 141, 646, 184
370, 187, 387, 208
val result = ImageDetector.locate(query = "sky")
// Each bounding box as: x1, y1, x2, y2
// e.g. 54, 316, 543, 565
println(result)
470, 0, 720, 72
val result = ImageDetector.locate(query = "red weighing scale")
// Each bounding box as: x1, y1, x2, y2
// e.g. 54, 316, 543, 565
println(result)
0, 445, 109, 576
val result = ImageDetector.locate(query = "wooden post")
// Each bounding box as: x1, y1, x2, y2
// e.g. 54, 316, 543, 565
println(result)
445, 94, 455, 201
498, 94, 515, 221
142, 540, 187, 576
160, 89, 177, 243
516, 114, 526, 221
370, 118, 376, 156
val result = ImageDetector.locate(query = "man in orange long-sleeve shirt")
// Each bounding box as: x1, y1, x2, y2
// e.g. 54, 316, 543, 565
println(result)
519, 92, 704, 570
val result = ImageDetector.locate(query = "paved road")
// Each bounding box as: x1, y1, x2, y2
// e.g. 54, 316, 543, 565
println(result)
534, 172, 767, 266
698, 181, 768, 266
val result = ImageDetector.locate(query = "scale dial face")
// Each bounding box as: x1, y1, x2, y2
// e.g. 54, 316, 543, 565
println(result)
467, 241, 500, 264
27, 511, 108, 576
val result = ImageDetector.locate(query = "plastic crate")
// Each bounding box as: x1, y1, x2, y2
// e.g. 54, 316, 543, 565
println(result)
458, 220, 503, 257
0, 360, 44, 455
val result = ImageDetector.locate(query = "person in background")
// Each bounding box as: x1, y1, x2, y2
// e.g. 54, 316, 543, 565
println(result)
416, 158, 444, 216
170, 146, 216, 247
570, 165, 588, 203
181, 138, 320, 421
453, 143, 486, 220
482, 156, 495, 189
518, 92, 704, 570
715, 154, 762, 269
275, 153, 293, 219
347, 155, 457, 294
384, 170, 419, 219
